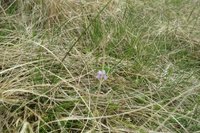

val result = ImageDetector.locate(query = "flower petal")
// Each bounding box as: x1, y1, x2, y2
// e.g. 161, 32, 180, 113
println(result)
103, 75, 108, 80
96, 70, 107, 80
96, 74, 100, 79
98, 71, 102, 75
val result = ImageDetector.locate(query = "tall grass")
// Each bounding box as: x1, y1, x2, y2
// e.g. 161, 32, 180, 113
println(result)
0, 0, 200, 132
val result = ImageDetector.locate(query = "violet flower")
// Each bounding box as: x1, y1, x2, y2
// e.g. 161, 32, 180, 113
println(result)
96, 70, 108, 80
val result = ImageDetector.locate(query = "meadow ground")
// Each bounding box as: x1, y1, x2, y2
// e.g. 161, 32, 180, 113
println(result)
0, 0, 200, 132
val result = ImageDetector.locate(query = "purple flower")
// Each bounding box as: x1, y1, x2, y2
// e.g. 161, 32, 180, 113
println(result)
96, 70, 108, 80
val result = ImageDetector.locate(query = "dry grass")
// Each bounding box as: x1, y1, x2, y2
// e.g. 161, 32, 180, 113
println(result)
0, 0, 200, 132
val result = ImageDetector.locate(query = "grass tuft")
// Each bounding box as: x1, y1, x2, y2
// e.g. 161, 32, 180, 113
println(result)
0, 0, 200, 132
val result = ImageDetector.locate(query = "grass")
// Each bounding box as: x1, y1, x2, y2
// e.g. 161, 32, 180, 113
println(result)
0, 0, 200, 132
